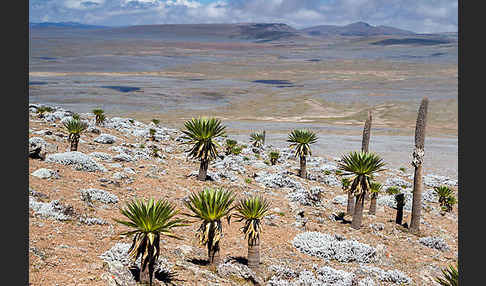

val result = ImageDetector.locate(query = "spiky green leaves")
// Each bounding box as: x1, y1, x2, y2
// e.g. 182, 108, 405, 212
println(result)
36, 106, 53, 117
338, 152, 385, 196
113, 198, 187, 273
434, 186, 457, 212
435, 262, 458, 286
225, 139, 240, 155
183, 188, 235, 247
63, 118, 88, 141
250, 131, 265, 148
181, 117, 226, 162
269, 151, 280, 165
369, 182, 383, 198
234, 196, 271, 246
92, 108, 105, 125
287, 129, 318, 158
386, 186, 401, 195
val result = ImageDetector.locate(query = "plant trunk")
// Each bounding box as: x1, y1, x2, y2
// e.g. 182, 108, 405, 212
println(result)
139, 263, 151, 285
247, 239, 260, 272
198, 159, 209, 181
346, 192, 355, 215
351, 193, 365, 229
70, 138, 79, 151
369, 194, 377, 215
361, 110, 372, 153
410, 165, 423, 231
299, 155, 307, 179
410, 97, 428, 233
396, 205, 404, 225
208, 241, 221, 266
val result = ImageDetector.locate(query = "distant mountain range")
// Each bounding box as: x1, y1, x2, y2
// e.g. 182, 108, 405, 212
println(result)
29, 22, 107, 29
300, 21, 415, 37
29, 21, 455, 44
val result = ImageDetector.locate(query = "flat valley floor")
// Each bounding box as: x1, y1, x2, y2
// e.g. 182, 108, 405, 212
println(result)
29, 29, 458, 178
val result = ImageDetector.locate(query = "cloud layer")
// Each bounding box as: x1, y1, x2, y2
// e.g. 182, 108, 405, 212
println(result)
30, 0, 458, 33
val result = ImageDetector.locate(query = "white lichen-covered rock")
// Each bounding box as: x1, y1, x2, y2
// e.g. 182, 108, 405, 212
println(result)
80, 188, 119, 204
358, 265, 412, 284
78, 215, 108, 225
29, 137, 58, 159
422, 189, 439, 203
268, 265, 355, 286
213, 155, 246, 174
94, 134, 118, 144
422, 174, 458, 187
217, 257, 259, 283
255, 171, 302, 189
370, 223, 385, 231
292, 232, 376, 263
268, 265, 299, 280
45, 152, 107, 172
383, 177, 412, 189
113, 153, 134, 162
287, 186, 324, 206
377, 193, 414, 211
314, 265, 355, 286
358, 277, 376, 286
100, 243, 173, 273
29, 196, 73, 221
418, 236, 450, 251
113, 171, 130, 180
31, 168, 59, 179
332, 195, 348, 206
89, 152, 113, 162
308, 172, 341, 187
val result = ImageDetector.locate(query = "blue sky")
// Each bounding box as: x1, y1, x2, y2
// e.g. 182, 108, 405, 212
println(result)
29, 0, 458, 33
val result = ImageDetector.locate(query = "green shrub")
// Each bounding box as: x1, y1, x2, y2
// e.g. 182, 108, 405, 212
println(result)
269, 151, 280, 165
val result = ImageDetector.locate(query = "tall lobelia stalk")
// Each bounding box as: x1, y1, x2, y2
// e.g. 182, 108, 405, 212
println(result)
409, 97, 429, 233
361, 110, 372, 153
352, 109, 372, 215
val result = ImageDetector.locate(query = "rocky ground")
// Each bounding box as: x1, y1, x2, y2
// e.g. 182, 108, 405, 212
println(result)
28, 104, 458, 286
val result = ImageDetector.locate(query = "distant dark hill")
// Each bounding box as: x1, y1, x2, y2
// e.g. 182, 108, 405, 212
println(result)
301, 21, 415, 37
88, 23, 302, 42
29, 22, 107, 29
237, 23, 301, 42
371, 38, 452, 46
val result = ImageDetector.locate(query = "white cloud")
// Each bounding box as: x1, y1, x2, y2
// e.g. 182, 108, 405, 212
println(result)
30, 0, 458, 33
